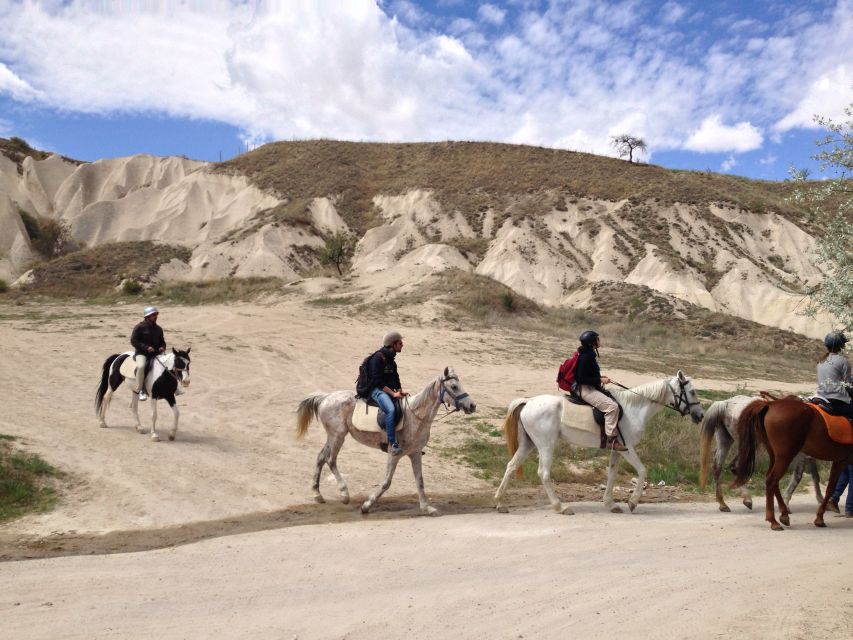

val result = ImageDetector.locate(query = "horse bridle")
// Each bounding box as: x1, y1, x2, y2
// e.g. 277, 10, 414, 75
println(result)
438, 373, 470, 412
156, 354, 190, 383
666, 378, 702, 417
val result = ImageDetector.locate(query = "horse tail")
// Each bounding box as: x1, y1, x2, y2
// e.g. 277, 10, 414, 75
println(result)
503, 398, 528, 480
699, 400, 725, 491
95, 354, 121, 416
730, 399, 768, 489
296, 393, 326, 438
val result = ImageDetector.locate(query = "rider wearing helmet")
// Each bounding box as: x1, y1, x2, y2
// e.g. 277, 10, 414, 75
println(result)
816, 330, 853, 419
368, 331, 408, 456
130, 306, 166, 401
575, 330, 626, 451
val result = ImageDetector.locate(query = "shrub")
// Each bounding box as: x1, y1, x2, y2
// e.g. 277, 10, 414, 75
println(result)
122, 279, 144, 295
319, 231, 357, 276
0, 279, 8, 293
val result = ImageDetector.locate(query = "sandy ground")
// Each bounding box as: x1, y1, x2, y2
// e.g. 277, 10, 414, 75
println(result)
1, 297, 848, 639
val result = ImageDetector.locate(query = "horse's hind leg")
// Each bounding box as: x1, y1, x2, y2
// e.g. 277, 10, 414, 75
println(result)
714, 432, 734, 511
99, 388, 114, 428
782, 452, 806, 510
409, 452, 438, 516
494, 428, 535, 513
361, 455, 402, 514
604, 449, 623, 513
806, 457, 824, 505
326, 433, 349, 504
536, 443, 573, 515
312, 443, 330, 503
764, 449, 791, 530
815, 461, 843, 528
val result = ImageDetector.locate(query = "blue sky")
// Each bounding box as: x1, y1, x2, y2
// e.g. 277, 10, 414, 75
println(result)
0, 0, 851, 180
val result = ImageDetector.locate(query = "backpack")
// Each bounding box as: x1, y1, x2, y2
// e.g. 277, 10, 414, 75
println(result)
355, 350, 384, 398
557, 351, 579, 392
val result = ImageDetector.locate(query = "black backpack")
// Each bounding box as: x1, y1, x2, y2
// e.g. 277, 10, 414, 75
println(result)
355, 350, 384, 398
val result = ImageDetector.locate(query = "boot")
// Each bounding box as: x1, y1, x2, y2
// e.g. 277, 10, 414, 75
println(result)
606, 436, 627, 452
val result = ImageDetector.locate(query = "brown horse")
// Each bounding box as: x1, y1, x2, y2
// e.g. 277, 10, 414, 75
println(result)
731, 396, 853, 530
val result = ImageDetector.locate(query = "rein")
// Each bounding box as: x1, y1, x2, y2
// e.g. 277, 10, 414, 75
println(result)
406, 374, 469, 422
610, 378, 700, 417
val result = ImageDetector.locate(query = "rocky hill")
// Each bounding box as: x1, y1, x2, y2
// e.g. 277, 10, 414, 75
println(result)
0, 138, 838, 338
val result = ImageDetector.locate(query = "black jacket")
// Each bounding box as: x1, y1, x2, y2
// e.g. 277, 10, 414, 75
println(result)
130, 320, 166, 356
368, 346, 400, 393
575, 345, 602, 388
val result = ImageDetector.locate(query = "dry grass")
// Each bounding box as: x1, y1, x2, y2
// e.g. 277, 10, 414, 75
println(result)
217, 140, 819, 235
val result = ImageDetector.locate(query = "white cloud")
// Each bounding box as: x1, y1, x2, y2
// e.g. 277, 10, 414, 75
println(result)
759, 153, 777, 165
0, 0, 851, 162
685, 115, 763, 153
478, 4, 507, 26
721, 155, 737, 171
775, 65, 853, 131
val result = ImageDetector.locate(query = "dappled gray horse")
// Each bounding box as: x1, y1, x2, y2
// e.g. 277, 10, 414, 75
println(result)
296, 367, 476, 515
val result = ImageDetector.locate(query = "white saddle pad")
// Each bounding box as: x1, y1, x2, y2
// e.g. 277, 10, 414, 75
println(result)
118, 352, 138, 379
351, 399, 385, 432
560, 396, 600, 435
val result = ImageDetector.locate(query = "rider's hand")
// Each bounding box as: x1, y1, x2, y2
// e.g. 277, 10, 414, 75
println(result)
601, 376, 611, 385
147, 346, 154, 353
158, 347, 165, 353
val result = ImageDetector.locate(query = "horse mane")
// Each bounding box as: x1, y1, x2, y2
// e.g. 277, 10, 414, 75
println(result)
610, 379, 670, 412
408, 378, 440, 414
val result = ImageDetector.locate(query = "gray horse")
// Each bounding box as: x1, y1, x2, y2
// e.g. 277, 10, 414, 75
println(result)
296, 367, 476, 516
699, 395, 823, 512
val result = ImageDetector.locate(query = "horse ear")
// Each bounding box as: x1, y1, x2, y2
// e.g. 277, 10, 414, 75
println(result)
444, 366, 449, 378
186, 347, 191, 354
173, 347, 178, 355
677, 369, 686, 382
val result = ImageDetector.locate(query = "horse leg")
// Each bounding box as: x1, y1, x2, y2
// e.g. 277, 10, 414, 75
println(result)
150, 399, 160, 442
603, 449, 622, 513
714, 433, 733, 511
130, 393, 146, 434
782, 452, 806, 511
361, 455, 403, 514
409, 452, 438, 516
99, 387, 114, 428
311, 443, 330, 504
494, 431, 535, 513
537, 443, 573, 515
807, 457, 824, 505
815, 461, 843, 528
618, 448, 646, 513
325, 433, 350, 504
167, 398, 179, 441
764, 449, 791, 530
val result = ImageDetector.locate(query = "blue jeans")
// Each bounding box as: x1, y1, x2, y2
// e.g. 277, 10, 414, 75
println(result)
830, 464, 853, 514
370, 388, 397, 445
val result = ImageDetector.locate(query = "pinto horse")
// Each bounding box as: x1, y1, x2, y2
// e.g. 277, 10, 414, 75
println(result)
95, 349, 191, 442
731, 396, 853, 530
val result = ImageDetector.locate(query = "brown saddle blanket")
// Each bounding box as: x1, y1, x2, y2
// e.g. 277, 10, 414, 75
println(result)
808, 402, 853, 445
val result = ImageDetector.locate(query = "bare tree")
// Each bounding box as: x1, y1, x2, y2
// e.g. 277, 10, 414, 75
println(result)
319, 231, 357, 276
610, 134, 647, 163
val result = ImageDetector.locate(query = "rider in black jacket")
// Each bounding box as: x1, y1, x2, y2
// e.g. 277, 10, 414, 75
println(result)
574, 330, 625, 451
368, 331, 408, 456
130, 306, 166, 401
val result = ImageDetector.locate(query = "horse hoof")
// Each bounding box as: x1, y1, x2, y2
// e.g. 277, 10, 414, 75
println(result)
814, 520, 827, 528
771, 523, 784, 531
168, 435, 175, 441
628, 501, 637, 513
496, 505, 509, 514
743, 499, 753, 510
424, 507, 439, 517
360, 503, 371, 514
341, 495, 350, 505
719, 504, 731, 512
780, 515, 790, 526
313, 495, 325, 504
99, 423, 108, 429
150, 434, 160, 442
560, 506, 575, 516
610, 506, 623, 514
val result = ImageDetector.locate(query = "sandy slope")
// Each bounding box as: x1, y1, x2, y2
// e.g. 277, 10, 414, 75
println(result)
1, 298, 846, 639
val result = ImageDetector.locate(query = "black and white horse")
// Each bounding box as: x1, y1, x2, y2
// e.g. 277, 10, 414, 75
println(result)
95, 348, 191, 441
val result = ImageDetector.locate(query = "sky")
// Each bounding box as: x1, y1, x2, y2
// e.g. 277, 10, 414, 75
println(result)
0, 0, 851, 181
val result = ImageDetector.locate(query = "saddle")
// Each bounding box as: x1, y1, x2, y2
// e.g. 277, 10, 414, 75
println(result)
118, 352, 156, 380
807, 399, 853, 445
562, 392, 625, 449
352, 396, 404, 432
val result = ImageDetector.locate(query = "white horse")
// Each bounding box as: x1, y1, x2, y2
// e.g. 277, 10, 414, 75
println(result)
296, 367, 476, 515
495, 371, 704, 514
699, 395, 823, 512
95, 349, 192, 442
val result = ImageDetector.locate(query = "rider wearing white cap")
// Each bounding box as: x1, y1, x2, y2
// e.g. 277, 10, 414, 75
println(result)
130, 306, 166, 401
367, 331, 408, 456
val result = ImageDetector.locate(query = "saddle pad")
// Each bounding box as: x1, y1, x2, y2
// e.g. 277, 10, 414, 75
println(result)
118, 352, 136, 379
560, 397, 599, 435
351, 400, 384, 433
809, 403, 853, 445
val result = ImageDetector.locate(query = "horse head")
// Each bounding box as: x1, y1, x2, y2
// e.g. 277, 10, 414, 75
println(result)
171, 347, 192, 388
439, 366, 476, 414
668, 370, 703, 424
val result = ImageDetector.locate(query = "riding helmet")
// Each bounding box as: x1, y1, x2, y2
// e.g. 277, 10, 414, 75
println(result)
143, 306, 159, 318
824, 330, 848, 351
579, 329, 599, 347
